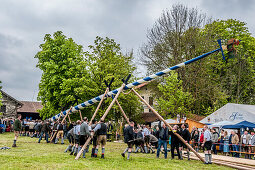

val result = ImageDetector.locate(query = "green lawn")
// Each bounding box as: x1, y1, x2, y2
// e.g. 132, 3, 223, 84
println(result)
0, 133, 233, 170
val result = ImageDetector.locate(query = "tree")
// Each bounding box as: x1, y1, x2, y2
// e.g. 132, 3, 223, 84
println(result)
85, 36, 142, 122
140, 4, 255, 116
140, 4, 224, 115
202, 19, 255, 105
140, 4, 210, 74
155, 72, 193, 118
35, 31, 94, 119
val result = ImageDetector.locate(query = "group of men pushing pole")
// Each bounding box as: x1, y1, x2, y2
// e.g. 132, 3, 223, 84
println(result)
12, 38, 231, 163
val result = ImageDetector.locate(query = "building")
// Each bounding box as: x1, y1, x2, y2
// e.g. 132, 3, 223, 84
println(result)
0, 90, 43, 120
17, 101, 43, 120
137, 83, 158, 122
0, 90, 23, 119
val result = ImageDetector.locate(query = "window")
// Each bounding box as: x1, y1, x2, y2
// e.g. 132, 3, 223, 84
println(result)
149, 109, 152, 113
149, 97, 153, 106
0, 105, 6, 113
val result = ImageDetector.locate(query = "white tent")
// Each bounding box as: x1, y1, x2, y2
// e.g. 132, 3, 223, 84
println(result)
208, 121, 234, 128
151, 118, 176, 127
200, 103, 255, 124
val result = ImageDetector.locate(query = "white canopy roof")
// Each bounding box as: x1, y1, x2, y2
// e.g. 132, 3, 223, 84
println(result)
200, 103, 255, 124
151, 118, 176, 127
208, 121, 234, 128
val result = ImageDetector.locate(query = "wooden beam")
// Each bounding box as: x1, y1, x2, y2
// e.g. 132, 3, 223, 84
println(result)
68, 114, 71, 124
101, 83, 126, 121
115, 99, 130, 124
89, 87, 109, 126
79, 110, 83, 121
131, 88, 205, 162
75, 83, 126, 160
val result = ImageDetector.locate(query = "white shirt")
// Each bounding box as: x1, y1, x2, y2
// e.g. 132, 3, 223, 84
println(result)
143, 128, 150, 137
204, 129, 211, 141
243, 135, 247, 144
249, 135, 255, 145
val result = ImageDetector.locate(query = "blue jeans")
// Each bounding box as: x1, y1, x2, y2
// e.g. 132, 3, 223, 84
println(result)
212, 144, 217, 154
232, 144, 239, 157
157, 139, 167, 158
38, 131, 49, 143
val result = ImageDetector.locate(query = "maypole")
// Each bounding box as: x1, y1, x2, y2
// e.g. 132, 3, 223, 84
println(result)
49, 40, 224, 121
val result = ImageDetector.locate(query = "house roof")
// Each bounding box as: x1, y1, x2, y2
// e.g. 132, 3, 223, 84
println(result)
141, 112, 158, 122
17, 101, 43, 113
0, 89, 23, 106
187, 114, 205, 122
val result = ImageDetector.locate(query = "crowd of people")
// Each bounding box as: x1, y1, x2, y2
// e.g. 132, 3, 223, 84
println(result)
121, 121, 192, 161
0, 117, 14, 133
3, 114, 255, 164
191, 126, 255, 160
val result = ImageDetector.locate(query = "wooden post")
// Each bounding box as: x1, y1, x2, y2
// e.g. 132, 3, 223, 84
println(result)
75, 83, 126, 160
115, 99, 130, 124
79, 110, 83, 121
131, 88, 205, 162
68, 114, 71, 124
101, 83, 126, 121
50, 106, 72, 143
89, 87, 109, 126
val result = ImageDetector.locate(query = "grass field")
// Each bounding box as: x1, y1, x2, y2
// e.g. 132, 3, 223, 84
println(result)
0, 133, 233, 170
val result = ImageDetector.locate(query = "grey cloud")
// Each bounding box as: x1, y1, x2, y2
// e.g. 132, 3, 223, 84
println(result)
0, 0, 254, 101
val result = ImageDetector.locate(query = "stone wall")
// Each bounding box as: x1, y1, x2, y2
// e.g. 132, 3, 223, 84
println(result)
0, 93, 20, 119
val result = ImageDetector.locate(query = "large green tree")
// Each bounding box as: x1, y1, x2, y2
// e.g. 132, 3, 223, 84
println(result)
202, 19, 255, 105
35, 31, 94, 119
140, 4, 255, 116
155, 72, 193, 118
85, 36, 142, 122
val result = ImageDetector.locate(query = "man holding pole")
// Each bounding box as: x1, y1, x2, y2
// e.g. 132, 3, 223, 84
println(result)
122, 121, 135, 160
73, 120, 81, 156
170, 125, 181, 160
55, 121, 64, 144
91, 119, 98, 157
179, 124, 191, 160
79, 117, 91, 158
93, 119, 107, 158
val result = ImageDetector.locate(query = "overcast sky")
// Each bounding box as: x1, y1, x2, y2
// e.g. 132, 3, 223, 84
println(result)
0, 0, 254, 101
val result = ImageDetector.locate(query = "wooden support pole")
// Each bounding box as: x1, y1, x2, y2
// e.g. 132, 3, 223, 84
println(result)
79, 110, 83, 121
101, 83, 126, 121
75, 83, 126, 160
50, 106, 72, 143
131, 88, 205, 162
68, 114, 71, 124
115, 99, 130, 124
89, 87, 109, 126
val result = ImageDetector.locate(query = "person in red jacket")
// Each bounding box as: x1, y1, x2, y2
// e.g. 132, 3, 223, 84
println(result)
200, 129, 204, 152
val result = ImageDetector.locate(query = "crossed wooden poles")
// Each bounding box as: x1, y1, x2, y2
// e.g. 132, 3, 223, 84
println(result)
49, 103, 84, 143
75, 76, 131, 160
74, 80, 204, 162
49, 76, 204, 162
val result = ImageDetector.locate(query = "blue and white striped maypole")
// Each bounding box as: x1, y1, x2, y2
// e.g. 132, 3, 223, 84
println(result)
50, 40, 224, 121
